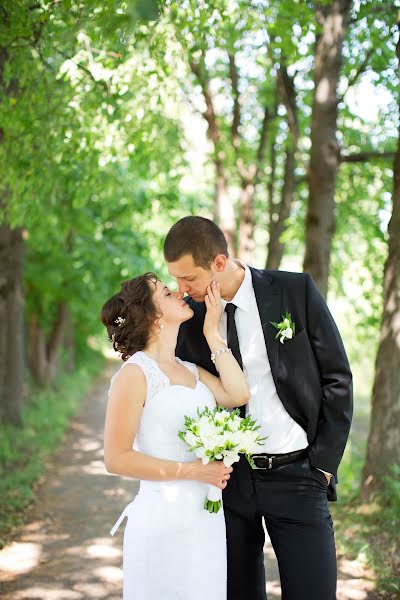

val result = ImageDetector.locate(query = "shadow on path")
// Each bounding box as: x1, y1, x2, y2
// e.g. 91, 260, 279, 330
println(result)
0, 362, 376, 599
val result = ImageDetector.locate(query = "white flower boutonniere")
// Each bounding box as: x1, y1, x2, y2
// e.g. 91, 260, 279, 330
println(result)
271, 311, 296, 344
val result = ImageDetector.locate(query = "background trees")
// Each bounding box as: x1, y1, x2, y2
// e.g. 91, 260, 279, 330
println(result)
0, 0, 398, 505
1, 0, 399, 590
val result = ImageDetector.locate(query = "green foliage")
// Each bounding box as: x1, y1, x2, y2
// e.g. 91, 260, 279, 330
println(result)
1, 0, 187, 346
332, 478, 400, 596
2, 1, 397, 351
0, 2, 398, 589
332, 393, 399, 596
380, 464, 400, 522
0, 348, 104, 547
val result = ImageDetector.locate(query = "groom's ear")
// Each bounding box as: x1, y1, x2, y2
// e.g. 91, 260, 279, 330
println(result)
213, 254, 228, 272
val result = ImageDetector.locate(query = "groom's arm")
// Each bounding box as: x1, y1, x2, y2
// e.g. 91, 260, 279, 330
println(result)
305, 274, 353, 477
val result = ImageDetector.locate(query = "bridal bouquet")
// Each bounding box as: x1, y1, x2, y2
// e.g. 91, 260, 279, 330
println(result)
178, 406, 266, 513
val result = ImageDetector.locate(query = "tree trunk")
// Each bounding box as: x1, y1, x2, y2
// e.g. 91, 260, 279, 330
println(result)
188, 59, 237, 254
28, 316, 47, 385
63, 306, 75, 372
266, 147, 295, 269
265, 118, 278, 269
303, 0, 352, 298
361, 101, 400, 500
266, 64, 297, 270
45, 301, 68, 384
28, 302, 68, 386
214, 158, 236, 255
0, 223, 24, 425
0, 41, 25, 425
238, 179, 256, 263
237, 103, 271, 262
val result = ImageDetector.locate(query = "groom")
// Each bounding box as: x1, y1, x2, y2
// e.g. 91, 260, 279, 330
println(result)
164, 216, 353, 600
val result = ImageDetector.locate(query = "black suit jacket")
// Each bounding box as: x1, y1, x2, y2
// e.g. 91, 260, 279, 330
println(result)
176, 268, 353, 502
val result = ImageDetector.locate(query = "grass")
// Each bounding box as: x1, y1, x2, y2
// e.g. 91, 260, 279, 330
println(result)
0, 349, 104, 548
332, 392, 400, 599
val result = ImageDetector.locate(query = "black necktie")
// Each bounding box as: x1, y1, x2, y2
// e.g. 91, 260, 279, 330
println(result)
225, 303, 246, 417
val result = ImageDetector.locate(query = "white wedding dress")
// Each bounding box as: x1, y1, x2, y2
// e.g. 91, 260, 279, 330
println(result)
109, 351, 227, 600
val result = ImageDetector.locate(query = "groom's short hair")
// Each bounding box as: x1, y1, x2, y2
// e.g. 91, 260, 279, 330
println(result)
164, 216, 228, 269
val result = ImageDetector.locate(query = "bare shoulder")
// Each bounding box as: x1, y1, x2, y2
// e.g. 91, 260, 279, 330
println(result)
109, 363, 146, 399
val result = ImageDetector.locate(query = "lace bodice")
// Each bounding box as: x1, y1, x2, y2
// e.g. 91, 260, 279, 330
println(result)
109, 351, 215, 463
111, 351, 199, 404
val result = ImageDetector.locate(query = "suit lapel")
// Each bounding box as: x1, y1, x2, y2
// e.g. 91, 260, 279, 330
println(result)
250, 267, 282, 380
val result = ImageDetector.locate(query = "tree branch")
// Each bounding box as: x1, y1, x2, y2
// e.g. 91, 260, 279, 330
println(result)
189, 57, 221, 147
228, 51, 241, 149
57, 49, 109, 92
253, 104, 274, 183
277, 62, 298, 149
340, 151, 396, 163
338, 48, 374, 104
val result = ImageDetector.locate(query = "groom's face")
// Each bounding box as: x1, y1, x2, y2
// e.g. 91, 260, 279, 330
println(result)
166, 254, 217, 302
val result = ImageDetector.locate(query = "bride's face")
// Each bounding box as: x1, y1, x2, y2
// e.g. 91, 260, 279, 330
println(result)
152, 280, 193, 325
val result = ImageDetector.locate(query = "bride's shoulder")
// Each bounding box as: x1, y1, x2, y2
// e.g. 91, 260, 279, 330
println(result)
110, 356, 146, 388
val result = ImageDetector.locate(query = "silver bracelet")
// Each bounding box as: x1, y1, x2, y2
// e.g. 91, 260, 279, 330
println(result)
211, 347, 232, 364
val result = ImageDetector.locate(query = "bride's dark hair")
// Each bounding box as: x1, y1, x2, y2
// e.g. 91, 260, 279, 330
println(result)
100, 272, 161, 361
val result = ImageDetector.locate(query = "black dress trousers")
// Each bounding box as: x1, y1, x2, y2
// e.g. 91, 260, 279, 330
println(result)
224, 456, 337, 600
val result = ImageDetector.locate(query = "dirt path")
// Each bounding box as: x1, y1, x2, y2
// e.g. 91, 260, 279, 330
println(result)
0, 363, 376, 599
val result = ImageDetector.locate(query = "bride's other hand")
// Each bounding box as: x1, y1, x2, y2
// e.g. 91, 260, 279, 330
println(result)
203, 281, 223, 341
187, 459, 233, 489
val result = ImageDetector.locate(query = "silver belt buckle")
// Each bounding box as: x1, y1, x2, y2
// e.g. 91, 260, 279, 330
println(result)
253, 454, 275, 470
252, 454, 267, 470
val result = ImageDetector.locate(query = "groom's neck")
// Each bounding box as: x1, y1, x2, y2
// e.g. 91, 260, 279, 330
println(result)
220, 258, 245, 302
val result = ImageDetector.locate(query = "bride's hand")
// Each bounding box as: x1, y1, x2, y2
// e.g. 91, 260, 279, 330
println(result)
193, 459, 233, 489
203, 281, 223, 341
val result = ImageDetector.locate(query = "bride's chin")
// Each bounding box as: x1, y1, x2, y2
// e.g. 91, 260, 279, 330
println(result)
181, 308, 194, 322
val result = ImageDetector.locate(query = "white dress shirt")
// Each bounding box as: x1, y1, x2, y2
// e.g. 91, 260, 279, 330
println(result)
219, 263, 309, 454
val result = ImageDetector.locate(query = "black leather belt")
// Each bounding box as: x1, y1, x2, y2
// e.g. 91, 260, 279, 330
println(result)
251, 448, 308, 470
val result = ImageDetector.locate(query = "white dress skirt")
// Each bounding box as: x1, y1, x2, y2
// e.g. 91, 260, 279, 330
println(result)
109, 351, 227, 600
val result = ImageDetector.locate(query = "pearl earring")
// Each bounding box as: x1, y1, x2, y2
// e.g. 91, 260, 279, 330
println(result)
160, 324, 164, 330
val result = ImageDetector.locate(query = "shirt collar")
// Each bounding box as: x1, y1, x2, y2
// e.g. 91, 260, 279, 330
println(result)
220, 261, 252, 313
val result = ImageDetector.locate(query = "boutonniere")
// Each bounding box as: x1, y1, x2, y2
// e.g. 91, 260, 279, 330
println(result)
270, 311, 296, 344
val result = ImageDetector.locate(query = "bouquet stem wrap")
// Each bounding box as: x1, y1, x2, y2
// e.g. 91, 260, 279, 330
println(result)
205, 485, 223, 513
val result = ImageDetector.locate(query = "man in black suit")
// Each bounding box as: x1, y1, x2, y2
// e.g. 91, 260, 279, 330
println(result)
164, 216, 353, 600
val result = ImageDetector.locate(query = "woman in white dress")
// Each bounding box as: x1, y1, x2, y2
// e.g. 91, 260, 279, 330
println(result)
100, 273, 249, 600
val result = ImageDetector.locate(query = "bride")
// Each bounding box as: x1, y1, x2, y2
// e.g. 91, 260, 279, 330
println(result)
100, 273, 249, 600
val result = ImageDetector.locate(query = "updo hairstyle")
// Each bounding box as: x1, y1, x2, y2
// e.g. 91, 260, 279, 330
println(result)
100, 272, 161, 361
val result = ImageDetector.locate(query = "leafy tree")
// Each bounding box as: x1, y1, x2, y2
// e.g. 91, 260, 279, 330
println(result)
361, 21, 400, 497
